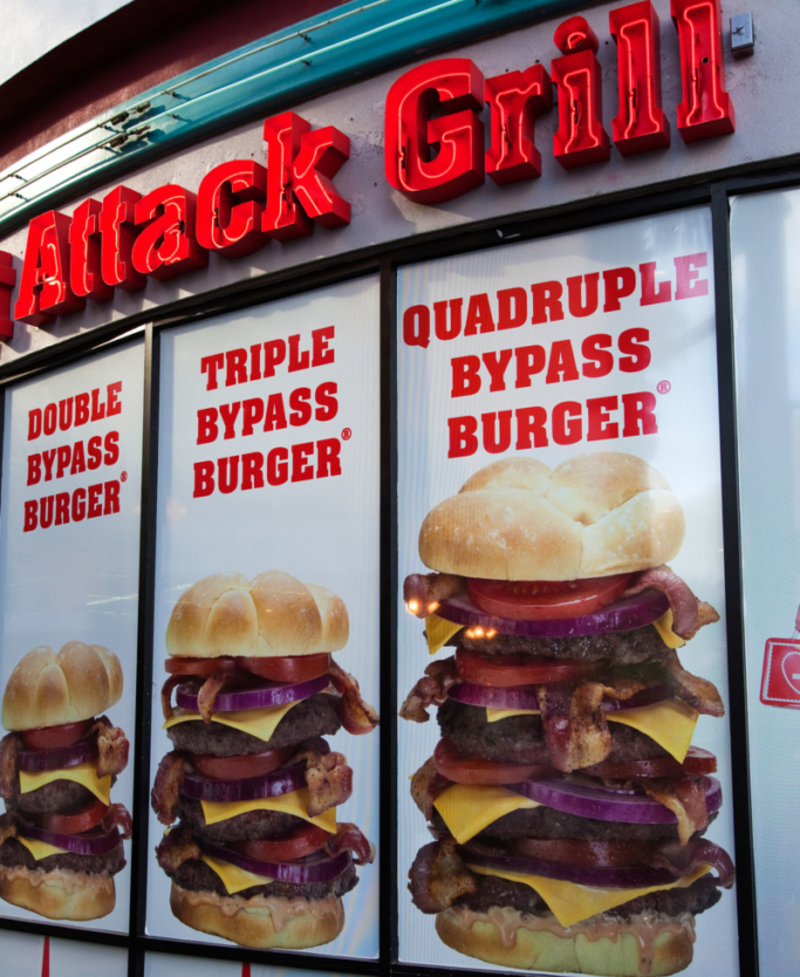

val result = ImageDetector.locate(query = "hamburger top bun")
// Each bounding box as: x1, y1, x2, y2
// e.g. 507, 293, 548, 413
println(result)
2, 641, 123, 732
419, 453, 685, 580
166, 570, 349, 659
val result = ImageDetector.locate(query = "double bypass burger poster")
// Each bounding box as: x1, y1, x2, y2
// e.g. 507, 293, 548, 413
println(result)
396, 208, 739, 976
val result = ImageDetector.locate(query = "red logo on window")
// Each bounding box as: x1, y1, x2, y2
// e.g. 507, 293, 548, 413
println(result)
761, 638, 800, 708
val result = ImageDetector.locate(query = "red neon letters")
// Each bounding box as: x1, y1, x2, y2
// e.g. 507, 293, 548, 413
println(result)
671, 0, 735, 141
385, 59, 485, 204
15, 211, 84, 326
262, 112, 350, 240
100, 186, 146, 292
485, 67, 552, 185
70, 199, 114, 302
132, 185, 207, 281
197, 160, 269, 257
610, 2, 670, 154
0, 252, 16, 339
551, 17, 611, 169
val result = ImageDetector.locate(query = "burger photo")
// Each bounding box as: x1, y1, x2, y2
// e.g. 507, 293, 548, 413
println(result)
401, 453, 735, 976
152, 569, 378, 949
0, 641, 132, 920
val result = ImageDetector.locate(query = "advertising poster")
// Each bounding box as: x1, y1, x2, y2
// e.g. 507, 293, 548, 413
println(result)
146, 278, 380, 958
731, 188, 800, 974
396, 209, 739, 975
0, 932, 128, 977
0, 340, 144, 934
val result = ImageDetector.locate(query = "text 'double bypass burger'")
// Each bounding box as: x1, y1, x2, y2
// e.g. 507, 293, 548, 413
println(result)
401, 454, 735, 977
152, 570, 378, 949
0, 642, 132, 920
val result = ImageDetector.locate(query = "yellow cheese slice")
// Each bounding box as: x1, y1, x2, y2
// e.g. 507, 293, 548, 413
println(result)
200, 787, 337, 834
486, 700, 699, 764
201, 853, 274, 895
653, 609, 686, 649
426, 614, 462, 655
607, 699, 698, 763
434, 783, 540, 845
467, 861, 711, 928
19, 763, 111, 806
163, 699, 299, 742
17, 836, 68, 860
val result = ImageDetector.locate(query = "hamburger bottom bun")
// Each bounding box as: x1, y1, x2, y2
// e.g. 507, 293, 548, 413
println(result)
170, 882, 344, 948
435, 906, 695, 976
419, 453, 686, 581
166, 570, 349, 660
0, 865, 115, 920
2, 641, 123, 732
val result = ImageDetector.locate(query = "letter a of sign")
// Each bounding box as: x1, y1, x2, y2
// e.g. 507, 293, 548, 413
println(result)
671, 0, 734, 141
262, 111, 350, 241
551, 17, 611, 169
15, 211, 85, 325
385, 59, 485, 203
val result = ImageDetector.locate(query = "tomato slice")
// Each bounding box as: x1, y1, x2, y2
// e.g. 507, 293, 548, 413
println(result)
20, 719, 94, 752
585, 746, 717, 780
434, 737, 555, 786
233, 824, 331, 861
467, 574, 633, 621
165, 657, 238, 676
455, 647, 602, 687
40, 797, 108, 835
236, 653, 331, 684
192, 746, 296, 781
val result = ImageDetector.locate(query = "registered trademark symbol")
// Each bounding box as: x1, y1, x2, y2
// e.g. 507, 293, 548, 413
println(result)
121, 471, 128, 482
657, 380, 671, 395
341, 428, 352, 441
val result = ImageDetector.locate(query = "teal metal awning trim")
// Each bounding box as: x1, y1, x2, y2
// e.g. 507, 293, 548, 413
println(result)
0, 0, 587, 236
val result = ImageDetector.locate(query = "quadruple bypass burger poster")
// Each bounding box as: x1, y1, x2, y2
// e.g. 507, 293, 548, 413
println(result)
396, 208, 740, 975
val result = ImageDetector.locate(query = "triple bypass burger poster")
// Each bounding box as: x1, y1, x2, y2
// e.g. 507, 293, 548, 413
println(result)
396, 208, 740, 975
146, 278, 381, 958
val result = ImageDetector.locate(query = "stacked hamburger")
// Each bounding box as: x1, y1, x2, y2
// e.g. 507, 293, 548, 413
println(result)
152, 570, 378, 949
0, 642, 131, 920
401, 454, 735, 976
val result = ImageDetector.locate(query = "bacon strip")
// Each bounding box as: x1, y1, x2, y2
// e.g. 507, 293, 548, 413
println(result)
641, 775, 709, 845
536, 682, 612, 773
197, 671, 232, 723
151, 751, 187, 825
408, 838, 477, 913
662, 649, 724, 717
410, 756, 450, 822
400, 657, 462, 723
323, 822, 375, 865
0, 733, 19, 799
403, 572, 466, 618
161, 674, 184, 722
296, 743, 353, 817
155, 824, 201, 873
93, 717, 130, 777
654, 839, 735, 888
102, 802, 133, 840
328, 661, 379, 735
625, 565, 720, 640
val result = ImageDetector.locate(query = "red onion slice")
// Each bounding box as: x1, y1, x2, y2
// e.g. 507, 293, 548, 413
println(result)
461, 846, 679, 890
436, 588, 669, 638
449, 682, 671, 713
17, 738, 99, 773
18, 822, 123, 856
510, 775, 722, 824
200, 841, 352, 883
176, 673, 328, 713
180, 761, 307, 803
